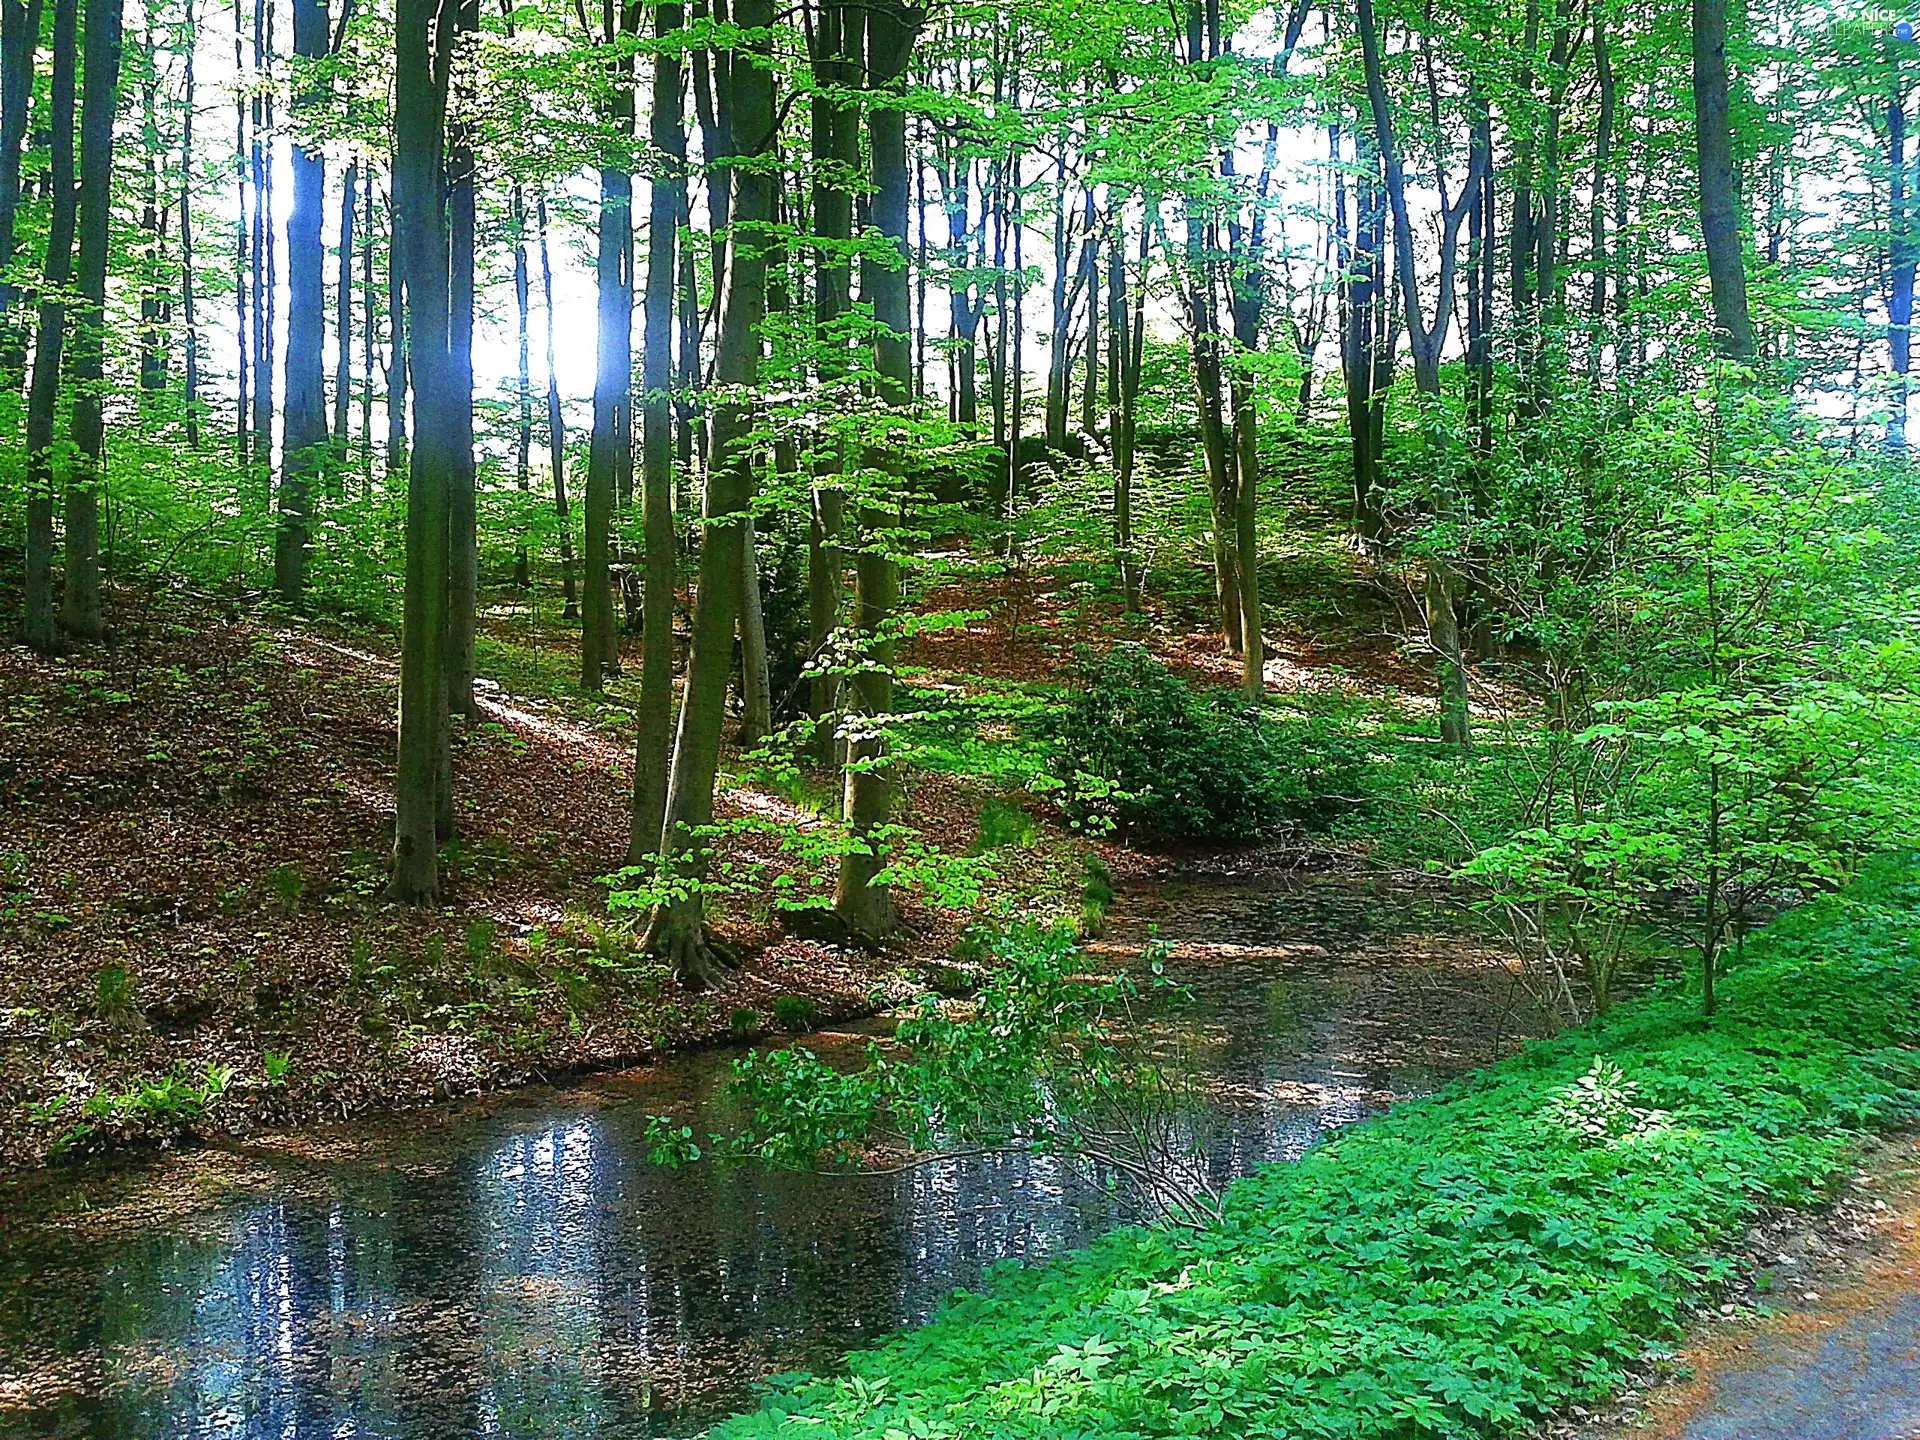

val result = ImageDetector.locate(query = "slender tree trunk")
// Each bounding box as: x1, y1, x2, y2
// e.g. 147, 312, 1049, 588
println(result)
386, 182, 409, 477
233, 0, 248, 468
630, 0, 684, 864
275, 0, 329, 608
181, 0, 201, 450
360, 163, 374, 492
334, 158, 359, 475
1891, 84, 1914, 450
511, 184, 531, 586
1692, 0, 1755, 360
1106, 195, 1143, 610
388, 0, 456, 903
444, 0, 479, 727
0, 0, 44, 386
60, 0, 126, 643
580, 5, 636, 692
19, 0, 74, 656
537, 196, 577, 618
645, 0, 776, 982
250, 0, 273, 474
834, 0, 920, 941
806, 0, 855, 764
1358, 0, 1481, 748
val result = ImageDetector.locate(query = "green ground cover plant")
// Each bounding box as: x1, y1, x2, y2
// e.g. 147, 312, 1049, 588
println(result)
706, 860, 1920, 1439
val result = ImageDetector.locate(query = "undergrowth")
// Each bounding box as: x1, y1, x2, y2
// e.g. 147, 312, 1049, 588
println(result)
707, 860, 1920, 1439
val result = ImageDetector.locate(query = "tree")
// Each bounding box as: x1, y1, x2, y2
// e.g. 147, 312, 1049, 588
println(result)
60, 0, 128, 644
274, 0, 329, 607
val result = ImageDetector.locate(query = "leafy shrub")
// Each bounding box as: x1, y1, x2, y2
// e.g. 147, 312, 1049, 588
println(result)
729, 1006, 762, 1038
92, 964, 140, 1028
771, 995, 818, 1033
1038, 645, 1362, 840
705, 863, 1920, 1440
971, 795, 1037, 853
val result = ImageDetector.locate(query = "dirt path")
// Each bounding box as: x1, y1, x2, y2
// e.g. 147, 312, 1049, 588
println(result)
1576, 1132, 1920, 1440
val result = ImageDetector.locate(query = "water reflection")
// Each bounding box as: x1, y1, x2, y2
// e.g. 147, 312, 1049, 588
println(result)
0, 877, 1529, 1439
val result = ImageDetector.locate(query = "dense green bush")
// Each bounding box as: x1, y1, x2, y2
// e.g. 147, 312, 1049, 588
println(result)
707, 862, 1920, 1440
1039, 645, 1363, 840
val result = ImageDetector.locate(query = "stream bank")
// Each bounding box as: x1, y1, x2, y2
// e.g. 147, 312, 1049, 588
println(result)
0, 873, 1539, 1437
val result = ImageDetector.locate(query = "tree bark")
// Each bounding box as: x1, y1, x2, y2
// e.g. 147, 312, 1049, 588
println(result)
444, 0, 479, 725
580, 1, 636, 693
335, 158, 359, 473
1692, 0, 1755, 360
806, 0, 856, 765
275, 0, 329, 609
387, 0, 456, 904
0, 0, 44, 386
60, 0, 125, 644
1358, 0, 1481, 748
511, 184, 531, 586
645, 0, 776, 983
19, 0, 74, 657
630, 0, 684, 865
1891, 82, 1914, 449
833, 0, 922, 942
536, 195, 577, 619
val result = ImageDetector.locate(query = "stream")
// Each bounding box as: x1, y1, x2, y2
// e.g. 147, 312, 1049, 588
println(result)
0, 874, 1541, 1439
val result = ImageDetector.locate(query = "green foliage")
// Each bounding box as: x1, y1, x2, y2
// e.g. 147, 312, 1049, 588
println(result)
704, 863, 1920, 1440
92, 964, 140, 1028
730, 1005, 762, 1037
711, 923, 1215, 1222
971, 795, 1037, 853
771, 995, 818, 1033
1040, 645, 1363, 840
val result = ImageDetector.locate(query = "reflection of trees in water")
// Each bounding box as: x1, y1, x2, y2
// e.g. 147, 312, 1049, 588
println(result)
7, 884, 1526, 1439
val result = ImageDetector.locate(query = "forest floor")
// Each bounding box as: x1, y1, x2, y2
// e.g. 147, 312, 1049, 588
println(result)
1558, 1128, 1920, 1440
0, 509, 1439, 1176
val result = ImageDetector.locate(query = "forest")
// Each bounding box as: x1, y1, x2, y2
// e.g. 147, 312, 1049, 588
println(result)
3, 0, 1920, 1434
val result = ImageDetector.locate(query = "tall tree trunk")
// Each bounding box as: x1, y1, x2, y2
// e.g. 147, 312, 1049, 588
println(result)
250, 0, 273, 475
60, 0, 126, 644
580, 3, 636, 692
630, 0, 684, 864
387, 0, 456, 903
0, 0, 44, 386
511, 184, 532, 586
1106, 194, 1143, 611
1358, 0, 1482, 749
645, 0, 776, 983
1692, 0, 1755, 360
19, 0, 74, 657
137, 39, 164, 399
806, 0, 855, 764
537, 196, 577, 619
386, 182, 409, 477
1891, 83, 1914, 450
834, 0, 921, 941
233, 0, 248, 468
334, 158, 359, 473
360, 163, 374, 492
275, 0, 329, 609
181, 0, 200, 450
444, 0, 479, 726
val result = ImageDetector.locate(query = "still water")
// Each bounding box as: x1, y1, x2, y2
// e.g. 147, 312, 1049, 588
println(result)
0, 876, 1533, 1439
